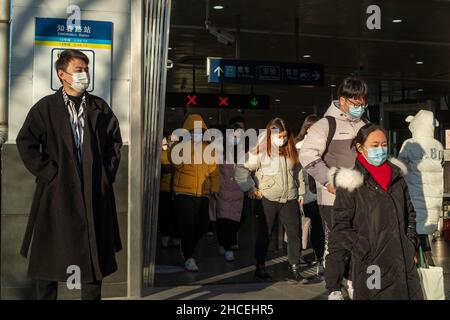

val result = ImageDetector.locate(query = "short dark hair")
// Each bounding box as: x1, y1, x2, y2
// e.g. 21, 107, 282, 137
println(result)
337, 77, 368, 100
55, 49, 89, 73
354, 123, 388, 148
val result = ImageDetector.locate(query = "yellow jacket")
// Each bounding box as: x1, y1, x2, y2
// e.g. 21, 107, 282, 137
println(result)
160, 148, 172, 193
170, 114, 220, 197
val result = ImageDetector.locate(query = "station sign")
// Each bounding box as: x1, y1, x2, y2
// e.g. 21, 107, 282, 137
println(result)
207, 57, 324, 86
33, 17, 113, 105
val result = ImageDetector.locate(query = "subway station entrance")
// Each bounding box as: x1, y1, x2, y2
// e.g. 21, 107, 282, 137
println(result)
141, 0, 450, 295
1, 0, 450, 300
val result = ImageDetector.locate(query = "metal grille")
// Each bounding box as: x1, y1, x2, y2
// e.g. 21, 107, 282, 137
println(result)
142, 0, 172, 289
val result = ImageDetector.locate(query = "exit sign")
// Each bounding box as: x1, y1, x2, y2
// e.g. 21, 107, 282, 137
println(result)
166, 92, 270, 110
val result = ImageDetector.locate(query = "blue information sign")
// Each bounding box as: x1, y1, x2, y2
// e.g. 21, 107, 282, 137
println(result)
208, 58, 324, 86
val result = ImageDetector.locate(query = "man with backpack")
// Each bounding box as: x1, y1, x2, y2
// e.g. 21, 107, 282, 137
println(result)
299, 77, 370, 300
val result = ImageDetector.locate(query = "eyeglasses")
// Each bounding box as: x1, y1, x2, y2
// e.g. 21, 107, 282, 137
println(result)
345, 98, 368, 109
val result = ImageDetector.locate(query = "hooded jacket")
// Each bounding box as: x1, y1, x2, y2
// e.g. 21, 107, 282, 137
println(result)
398, 110, 444, 235
299, 101, 367, 206
170, 114, 220, 197
329, 159, 423, 300
296, 138, 317, 204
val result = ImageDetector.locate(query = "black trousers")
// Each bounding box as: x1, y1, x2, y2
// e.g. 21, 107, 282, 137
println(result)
320, 205, 351, 292
35, 280, 102, 300
158, 191, 180, 239
216, 218, 241, 251
174, 194, 210, 260
239, 192, 252, 226
303, 201, 325, 261
256, 198, 301, 266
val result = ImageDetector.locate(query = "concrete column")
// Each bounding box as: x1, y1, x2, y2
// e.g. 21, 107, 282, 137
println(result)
0, 0, 11, 145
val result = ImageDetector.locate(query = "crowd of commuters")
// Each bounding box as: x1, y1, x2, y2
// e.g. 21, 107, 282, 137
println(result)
16, 48, 443, 300
159, 76, 444, 300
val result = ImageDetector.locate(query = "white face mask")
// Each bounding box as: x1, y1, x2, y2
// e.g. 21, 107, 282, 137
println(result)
272, 137, 288, 147
67, 72, 90, 93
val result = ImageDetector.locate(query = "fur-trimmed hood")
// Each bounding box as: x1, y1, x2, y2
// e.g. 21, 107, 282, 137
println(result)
328, 167, 365, 192
329, 157, 408, 192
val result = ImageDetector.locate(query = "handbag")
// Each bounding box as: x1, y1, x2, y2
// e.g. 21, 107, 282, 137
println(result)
301, 205, 312, 250
283, 205, 312, 250
416, 247, 445, 300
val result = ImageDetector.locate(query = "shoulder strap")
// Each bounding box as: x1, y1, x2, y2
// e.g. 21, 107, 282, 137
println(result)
323, 116, 336, 159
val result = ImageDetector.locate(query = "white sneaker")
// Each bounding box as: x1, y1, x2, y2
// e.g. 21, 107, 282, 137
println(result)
328, 291, 344, 300
172, 238, 181, 247
218, 246, 225, 255
161, 236, 170, 248
184, 258, 199, 272
224, 251, 235, 262
342, 278, 354, 300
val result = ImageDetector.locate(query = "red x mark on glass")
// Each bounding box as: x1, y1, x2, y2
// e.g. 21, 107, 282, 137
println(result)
219, 96, 229, 107
186, 95, 197, 106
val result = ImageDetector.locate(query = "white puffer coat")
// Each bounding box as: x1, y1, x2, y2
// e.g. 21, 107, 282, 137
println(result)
398, 110, 444, 235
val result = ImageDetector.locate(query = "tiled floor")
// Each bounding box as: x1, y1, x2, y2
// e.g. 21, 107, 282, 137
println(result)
154, 212, 311, 287
137, 213, 450, 300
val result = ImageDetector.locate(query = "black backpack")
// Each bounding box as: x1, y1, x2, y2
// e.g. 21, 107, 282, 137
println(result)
307, 115, 369, 194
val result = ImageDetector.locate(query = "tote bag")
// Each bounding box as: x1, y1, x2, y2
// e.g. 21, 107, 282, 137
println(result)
417, 247, 445, 300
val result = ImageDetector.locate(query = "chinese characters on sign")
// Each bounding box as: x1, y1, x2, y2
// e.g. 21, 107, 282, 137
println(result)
207, 58, 324, 86
33, 17, 113, 105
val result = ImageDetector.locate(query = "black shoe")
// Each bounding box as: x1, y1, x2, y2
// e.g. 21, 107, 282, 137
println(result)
254, 265, 272, 281
288, 264, 309, 284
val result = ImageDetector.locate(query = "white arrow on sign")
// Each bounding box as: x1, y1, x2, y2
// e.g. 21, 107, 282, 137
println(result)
312, 71, 321, 81
214, 66, 224, 77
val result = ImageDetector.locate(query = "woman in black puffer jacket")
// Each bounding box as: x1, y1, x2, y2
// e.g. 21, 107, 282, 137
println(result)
327, 123, 423, 300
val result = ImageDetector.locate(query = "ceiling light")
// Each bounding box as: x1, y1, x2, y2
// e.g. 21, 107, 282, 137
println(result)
209, 117, 214, 120
392, 19, 402, 23
171, 108, 176, 111
417, 88, 424, 92
330, 84, 336, 87
275, 99, 281, 102
213, 5, 224, 10
416, 61, 424, 65
303, 54, 312, 58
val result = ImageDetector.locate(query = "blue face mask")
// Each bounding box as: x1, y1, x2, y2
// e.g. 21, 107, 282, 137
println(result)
366, 146, 388, 166
348, 105, 366, 119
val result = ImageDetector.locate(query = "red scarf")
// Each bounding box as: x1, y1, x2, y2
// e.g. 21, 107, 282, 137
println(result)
357, 153, 392, 192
